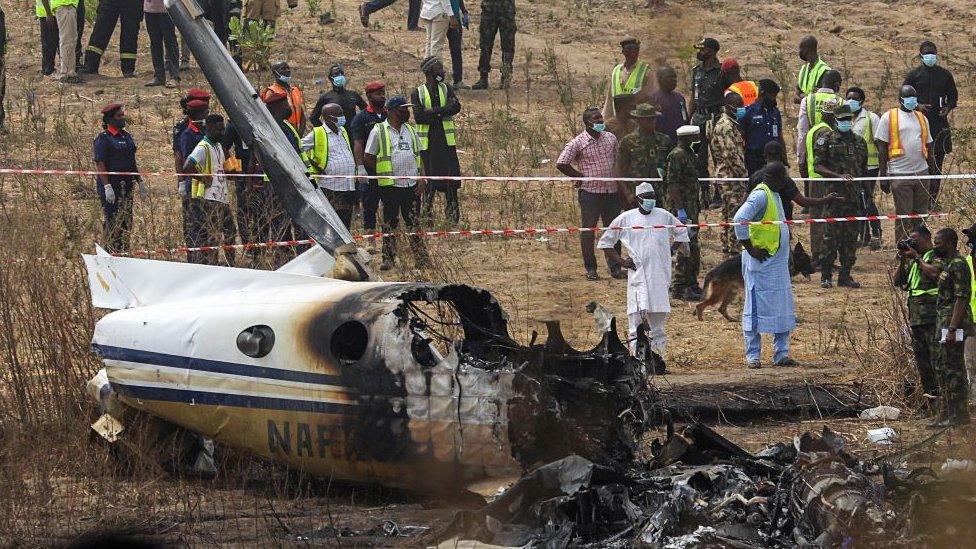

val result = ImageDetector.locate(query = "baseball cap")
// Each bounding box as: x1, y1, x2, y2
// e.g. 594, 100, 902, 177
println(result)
758, 78, 781, 94
385, 96, 413, 109
695, 37, 720, 51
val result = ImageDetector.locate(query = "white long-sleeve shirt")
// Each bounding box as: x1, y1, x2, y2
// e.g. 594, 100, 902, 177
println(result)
420, 0, 452, 19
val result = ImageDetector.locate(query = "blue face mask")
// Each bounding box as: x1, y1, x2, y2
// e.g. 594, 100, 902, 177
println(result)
846, 99, 861, 112
921, 53, 938, 67
332, 74, 347, 88
276, 73, 292, 84
836, 120, 853, 133
336, 115, 346, 127
591, 123, 606, 133
735, 107, 747, 120
640, 198, 656, 211
901, 96, 918, 111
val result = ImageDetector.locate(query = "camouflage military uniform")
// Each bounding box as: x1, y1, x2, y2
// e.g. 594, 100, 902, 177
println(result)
896, 250, 942, 397
618, 128, 671, 196
477, 0, 516, 83
812, 129, 868, 278
934, 253, 973, 420
665, 145, 701, 294
706, 113, 748, 255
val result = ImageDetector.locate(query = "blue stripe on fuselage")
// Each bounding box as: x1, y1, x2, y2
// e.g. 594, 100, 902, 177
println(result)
112, 383, 359, 413
92, 344, 346, 387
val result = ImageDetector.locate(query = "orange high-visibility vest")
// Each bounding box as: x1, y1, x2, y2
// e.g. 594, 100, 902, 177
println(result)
726, 80, 759, 106
261, 83, 305, 129
886, 108, 929, 160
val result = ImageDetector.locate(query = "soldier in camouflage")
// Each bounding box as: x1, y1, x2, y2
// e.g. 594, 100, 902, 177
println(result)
811, 104, 868, 288
707, 92, 749, 256
472, 0, 516, 90
930, 228, 973, 427
616, 103, 672, 207
667, 125, 703, 301
893, 225, 942, 402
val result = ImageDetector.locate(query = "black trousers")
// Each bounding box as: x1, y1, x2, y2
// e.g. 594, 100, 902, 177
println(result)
190, 199, 237, 266
84, 0, 144, 74
39, 0, 84, 76
98, 179, 135, 253
447, 24, 462, 83
235, 179, 263, 254
744, 149, 765, 176
378, 185, 428, 262
322, 188, 357, 229
145, 12, 179, 82
363, 0, 420, 29
362, 178, 382, 232
422, 180, 460, 225
578, 190, 621, 272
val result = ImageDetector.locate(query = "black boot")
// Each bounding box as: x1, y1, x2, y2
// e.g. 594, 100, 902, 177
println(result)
838, 268, 861, 288
472, 72, 489, 90
820, 272, 832, 288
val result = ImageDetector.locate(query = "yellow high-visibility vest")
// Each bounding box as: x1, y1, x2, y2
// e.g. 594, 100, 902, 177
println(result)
611, 61, 649, 97
908, 250, 938, 297
805, 122, 831, 179
859, 110, 879, 169
797, 59, 830, 95
749, 183, 781, 256
805, 91, 840, 127
416, 83, 456, 151
308, 126, 351, 174
966, 255, 976, 322
374, 121, 422, 187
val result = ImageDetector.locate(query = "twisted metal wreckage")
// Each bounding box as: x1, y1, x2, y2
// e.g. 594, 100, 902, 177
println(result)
81, 1, 975, 546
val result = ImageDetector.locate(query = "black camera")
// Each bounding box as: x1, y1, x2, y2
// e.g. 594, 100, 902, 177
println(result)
897, 238, 918, 252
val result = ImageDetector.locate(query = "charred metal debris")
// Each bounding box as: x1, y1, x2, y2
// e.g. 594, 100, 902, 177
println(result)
439, 424, 976, 548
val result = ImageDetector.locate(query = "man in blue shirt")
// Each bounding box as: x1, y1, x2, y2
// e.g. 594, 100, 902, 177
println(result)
174, 99, 208, 263
741, 78, 786, 175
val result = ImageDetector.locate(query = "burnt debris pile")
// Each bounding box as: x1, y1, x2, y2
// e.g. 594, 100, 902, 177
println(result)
441, 424, 976, 548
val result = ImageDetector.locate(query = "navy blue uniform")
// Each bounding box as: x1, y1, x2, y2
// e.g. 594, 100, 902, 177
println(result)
350, 107, 387, 231
93, 127, 138, 252
741, 101, 783, 175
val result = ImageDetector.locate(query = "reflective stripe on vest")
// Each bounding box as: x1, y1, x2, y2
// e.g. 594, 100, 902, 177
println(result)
309, 126, 350, 174
191, 138, 215, 199
860, 110, 879, 168
727, 81, 759, 106
886, 108, 929, 160
375, 121, 422, 187
263, 121, 305, 182
967, 255, 976, 322
749, 183, 781, 256
416, 83, 456, 151
908, 250, 938, 297
611, 61, 648, 97
805, 91, 839, 127
797, 59, 829, 95
805, 122, 831, 179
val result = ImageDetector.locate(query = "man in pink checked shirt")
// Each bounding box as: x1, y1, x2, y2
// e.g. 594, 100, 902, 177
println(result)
557, 106, 624, 281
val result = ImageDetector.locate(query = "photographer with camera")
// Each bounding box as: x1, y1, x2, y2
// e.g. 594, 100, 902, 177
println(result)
892, 225, 942, 406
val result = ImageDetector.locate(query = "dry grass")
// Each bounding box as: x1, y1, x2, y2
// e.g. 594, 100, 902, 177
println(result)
0, 0, 975, 544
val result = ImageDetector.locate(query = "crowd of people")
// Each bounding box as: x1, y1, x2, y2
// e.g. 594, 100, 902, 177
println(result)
75, 5, 974, 422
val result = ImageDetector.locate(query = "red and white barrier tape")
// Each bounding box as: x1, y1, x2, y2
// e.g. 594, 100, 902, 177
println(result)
2, 167, 975, 183
116, 212, 948, 257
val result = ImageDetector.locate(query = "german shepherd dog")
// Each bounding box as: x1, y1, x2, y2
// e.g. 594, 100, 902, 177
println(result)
695, 243, 815, 322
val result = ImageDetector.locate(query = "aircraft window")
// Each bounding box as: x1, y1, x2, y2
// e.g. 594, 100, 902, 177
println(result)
330, 321, 368, 364
237, 325, 275, 358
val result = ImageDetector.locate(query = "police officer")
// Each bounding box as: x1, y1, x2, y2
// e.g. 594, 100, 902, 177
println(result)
93, 103, 145, 253
689, 37, 723, 184
666, 125, 703, 301
81, 0, 143, 76
616, 103, 671, 207
472, 0, 515, 90
930, 228, 972, 427
893, 225, 941, 404
811, 103, 868, 288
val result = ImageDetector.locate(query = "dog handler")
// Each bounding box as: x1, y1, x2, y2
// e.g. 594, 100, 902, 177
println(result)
598, 182, 689, 354
733, 162, 798, 369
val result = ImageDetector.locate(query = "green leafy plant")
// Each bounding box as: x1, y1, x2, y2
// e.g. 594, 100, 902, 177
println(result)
227, 17, 276, 71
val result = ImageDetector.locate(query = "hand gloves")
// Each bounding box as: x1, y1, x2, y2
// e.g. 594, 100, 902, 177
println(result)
356, 165, 367, 176
677, 209, 689, 223
103, 184, 116, 204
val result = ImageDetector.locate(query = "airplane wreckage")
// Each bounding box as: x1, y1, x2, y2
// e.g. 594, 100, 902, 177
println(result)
81, 1, 976, 546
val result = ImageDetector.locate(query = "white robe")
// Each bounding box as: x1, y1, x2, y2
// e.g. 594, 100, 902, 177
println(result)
598, 207, 690, 314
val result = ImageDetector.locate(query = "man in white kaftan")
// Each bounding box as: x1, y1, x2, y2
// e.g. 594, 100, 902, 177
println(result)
598, 183, 690, 353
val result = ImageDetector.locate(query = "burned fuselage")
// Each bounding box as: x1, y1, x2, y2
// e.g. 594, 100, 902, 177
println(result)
89, 264, 651, 492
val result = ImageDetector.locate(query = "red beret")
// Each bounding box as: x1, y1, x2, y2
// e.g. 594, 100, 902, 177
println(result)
101, 102, 123, 115
186, 99, 208, 110
720, 58, 740, 74
185, 88, 211, 100
263, 91, 288, 105
364, 81, 385, 93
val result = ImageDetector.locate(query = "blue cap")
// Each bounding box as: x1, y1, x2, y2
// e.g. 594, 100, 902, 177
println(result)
385, 95, 413, 109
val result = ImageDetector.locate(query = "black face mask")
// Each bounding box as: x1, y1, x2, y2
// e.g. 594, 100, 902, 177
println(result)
397, 108, 411, 122
110, 118, 126, 129
696, 50, 708, 62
